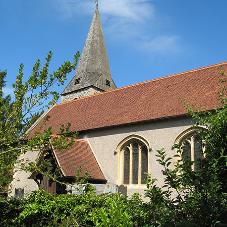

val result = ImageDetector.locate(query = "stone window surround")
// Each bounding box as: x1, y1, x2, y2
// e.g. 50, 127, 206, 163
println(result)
116, 135, 150, 189
174, 126, 206, 170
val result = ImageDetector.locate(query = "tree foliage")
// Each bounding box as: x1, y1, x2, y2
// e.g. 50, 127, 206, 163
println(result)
187, 68, 227, 193
1, 189, 148, 226
143, 68, 227, 226
0, 51, 80, 192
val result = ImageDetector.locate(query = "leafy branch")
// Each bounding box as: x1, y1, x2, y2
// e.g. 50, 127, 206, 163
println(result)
0, 51, 80, 191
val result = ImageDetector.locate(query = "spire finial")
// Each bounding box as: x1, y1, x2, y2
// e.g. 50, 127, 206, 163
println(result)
95, 0, 98, 10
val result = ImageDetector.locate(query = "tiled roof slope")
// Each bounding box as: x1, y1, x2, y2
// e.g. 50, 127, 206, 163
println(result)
52, 138, 106, 180
30, 62, 227, 135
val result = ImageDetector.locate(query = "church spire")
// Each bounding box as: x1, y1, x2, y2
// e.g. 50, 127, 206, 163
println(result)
61, 8, 117, 103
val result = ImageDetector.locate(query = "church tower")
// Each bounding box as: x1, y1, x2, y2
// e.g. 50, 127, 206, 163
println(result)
61, 8, 117, 103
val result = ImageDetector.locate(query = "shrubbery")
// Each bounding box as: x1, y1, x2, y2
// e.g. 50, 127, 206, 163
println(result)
0, 189, 154, 226
144, 148, 227, 226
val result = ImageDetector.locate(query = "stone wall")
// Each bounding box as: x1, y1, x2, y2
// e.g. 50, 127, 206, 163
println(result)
66, 183, 127, 195
61, 87, 102, 103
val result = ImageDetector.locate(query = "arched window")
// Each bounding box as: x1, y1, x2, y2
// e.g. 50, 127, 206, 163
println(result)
175, 127, 205, 171
117, 136, 149, 186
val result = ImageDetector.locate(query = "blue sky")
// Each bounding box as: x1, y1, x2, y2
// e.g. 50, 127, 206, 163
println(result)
1, 0, 227, 101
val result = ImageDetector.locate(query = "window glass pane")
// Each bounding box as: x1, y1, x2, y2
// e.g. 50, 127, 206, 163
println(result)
132, 142, 138, 184
124, 147, 130, 184
121, 139, 148, 185
181, 133, 203, 171
183, 139, 191, 161
194, 135, 202, 156
141, 146, 148, 184
15, 188, 24, 199
194, 134, 202, 171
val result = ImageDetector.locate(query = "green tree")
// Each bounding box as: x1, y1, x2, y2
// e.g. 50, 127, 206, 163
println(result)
0, 51, 80, 193
145, 68, 227, 226
188, 68, 227, 193
0, 73, 17, 189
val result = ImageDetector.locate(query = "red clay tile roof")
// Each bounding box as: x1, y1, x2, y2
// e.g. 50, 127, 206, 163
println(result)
29, 62, 227, 135
52, 138, 106, 180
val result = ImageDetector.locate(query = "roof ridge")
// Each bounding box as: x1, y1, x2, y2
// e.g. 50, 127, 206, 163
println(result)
51, 134, 88, 143
166, 61, 227, 78
73, 138, 88, 143
57, 61, 227, 107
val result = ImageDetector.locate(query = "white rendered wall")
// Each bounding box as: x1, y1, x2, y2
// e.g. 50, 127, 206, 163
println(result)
82, 116, 194, 198
10, 149, 39, 197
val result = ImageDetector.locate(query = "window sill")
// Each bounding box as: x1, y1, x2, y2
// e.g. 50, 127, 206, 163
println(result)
123, 184, 147, 189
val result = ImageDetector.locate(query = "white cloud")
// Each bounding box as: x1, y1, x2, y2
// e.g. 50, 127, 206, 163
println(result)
140, 35, 181, 54
2, 87, 14, 96
52, 0, 93, 19
52, 0, 181, 55
100, 0, 154, 22
101, 1, 155, 41
53, 0, 153, 21
99, 0, 154, 40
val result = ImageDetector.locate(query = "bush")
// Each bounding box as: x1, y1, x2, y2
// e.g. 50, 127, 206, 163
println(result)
144, 146, 227, 226
0, 190, 145, 226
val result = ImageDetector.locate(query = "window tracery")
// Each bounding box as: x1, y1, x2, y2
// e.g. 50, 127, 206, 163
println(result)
175, 127, 205, 171
117, 136, 149, 186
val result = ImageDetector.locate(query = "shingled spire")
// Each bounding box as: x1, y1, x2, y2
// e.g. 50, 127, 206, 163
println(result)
61, 9, 117, 103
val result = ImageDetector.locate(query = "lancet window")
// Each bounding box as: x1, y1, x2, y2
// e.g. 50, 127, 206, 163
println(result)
175, 127, 205, 171
117, 136, 149, 186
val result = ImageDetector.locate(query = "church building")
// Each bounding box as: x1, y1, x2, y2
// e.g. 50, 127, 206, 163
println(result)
10, 8, 227, 198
